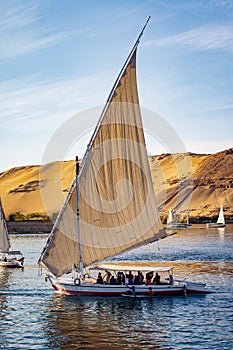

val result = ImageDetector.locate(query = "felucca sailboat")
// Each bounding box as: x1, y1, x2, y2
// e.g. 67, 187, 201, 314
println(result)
166, 208, 191, 230
38, 18, 212, 296
0, 199, 24, 268
206, 204, 226, 229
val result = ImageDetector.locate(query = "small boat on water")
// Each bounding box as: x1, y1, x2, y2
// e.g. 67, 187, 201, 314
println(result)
38, 18, 212, 296
206, 204, 226, 229
166, 209, 191, 230
0, 199, 24, 268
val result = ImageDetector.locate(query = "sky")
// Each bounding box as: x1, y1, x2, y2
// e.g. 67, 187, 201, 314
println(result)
0, 0, 233, 172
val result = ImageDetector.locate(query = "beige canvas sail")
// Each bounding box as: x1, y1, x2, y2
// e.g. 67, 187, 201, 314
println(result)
39, 47, 166, 277
0, 200, 10, 252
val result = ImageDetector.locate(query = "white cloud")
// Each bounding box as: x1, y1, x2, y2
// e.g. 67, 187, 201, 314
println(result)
1, 30, 78, 58
0, 71, 111, 132
0, 1, 84, 58
0, 1, 39, 30
145, 25, 233, 52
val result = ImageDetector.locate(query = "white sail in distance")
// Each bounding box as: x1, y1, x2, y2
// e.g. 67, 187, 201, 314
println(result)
0, 199, 10, 252
217, 204, 225, 224
167, 209, 173, 226
39, 26, 166, 277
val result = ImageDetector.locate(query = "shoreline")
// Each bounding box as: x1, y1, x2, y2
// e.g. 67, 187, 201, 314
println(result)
7, 219, 232, 235
7, 221, 53, 234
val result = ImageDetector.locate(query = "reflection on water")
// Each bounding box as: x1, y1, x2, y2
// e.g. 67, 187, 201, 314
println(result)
0, 269, 10, 318
43, 271, 233, 350
218, 228, 226, 242
0, 269, 10, 294
0, 228, 232, 349
45, 294, 172, 349
0, 269, 10, 348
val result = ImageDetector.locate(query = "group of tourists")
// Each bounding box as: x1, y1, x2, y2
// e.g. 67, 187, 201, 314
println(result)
96, 270, 174, 286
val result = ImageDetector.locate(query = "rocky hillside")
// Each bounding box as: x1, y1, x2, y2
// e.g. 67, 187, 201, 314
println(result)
0, 148, 232, 223
150, 149, 233, 222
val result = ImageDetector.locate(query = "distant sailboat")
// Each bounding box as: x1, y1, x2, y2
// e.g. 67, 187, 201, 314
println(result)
166, 209, 173, 227
38, 18, 212, 296
0, 199, 24, 268
166, 208, 191, 229
206, 205, 226, 229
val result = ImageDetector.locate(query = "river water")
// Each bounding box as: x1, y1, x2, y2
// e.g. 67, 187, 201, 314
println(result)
0, 225, 232, 349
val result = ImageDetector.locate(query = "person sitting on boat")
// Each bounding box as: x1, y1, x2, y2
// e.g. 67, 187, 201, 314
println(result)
128, 271, 134, 285
134, 272, 140, 285
103, 270, 111, 284
165, 274, 174, 285
153, 272, 161, 285
168, 274, 174, 285
121, 272, 125, 285
96, 272, 103, 284
110, 275, 117, 285
139, 272, 144, 284
146, 271, 153, 285
117, 271, 125, 285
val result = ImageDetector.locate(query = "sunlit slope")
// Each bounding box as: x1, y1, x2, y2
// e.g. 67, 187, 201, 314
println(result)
150, 149, 233, 221
0, 161, 75, 217
0, 149, 232, 221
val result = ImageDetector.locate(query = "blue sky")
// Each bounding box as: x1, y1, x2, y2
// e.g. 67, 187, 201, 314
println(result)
0, 0, 232, 172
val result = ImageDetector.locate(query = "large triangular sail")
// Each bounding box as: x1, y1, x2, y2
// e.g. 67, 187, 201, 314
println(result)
0, 199, 10, 252
39, 18, 166, 277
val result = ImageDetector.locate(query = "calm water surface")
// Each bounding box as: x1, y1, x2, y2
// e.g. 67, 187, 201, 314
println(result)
0, 225, 233, 349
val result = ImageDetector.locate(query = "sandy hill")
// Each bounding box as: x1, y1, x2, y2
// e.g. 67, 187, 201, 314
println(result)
150, 149, 233, 222
0, 161, 74, 219
0, 148, 232, 222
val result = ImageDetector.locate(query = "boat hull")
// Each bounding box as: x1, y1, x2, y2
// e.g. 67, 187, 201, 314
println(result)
0, 260, 24, 268
167, 223, 192, 229
174, 279, 213, 294
51, 278, 129, 296
0, 252, 24, 268
47, 276, 212, 296
206, 223, 226, 228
